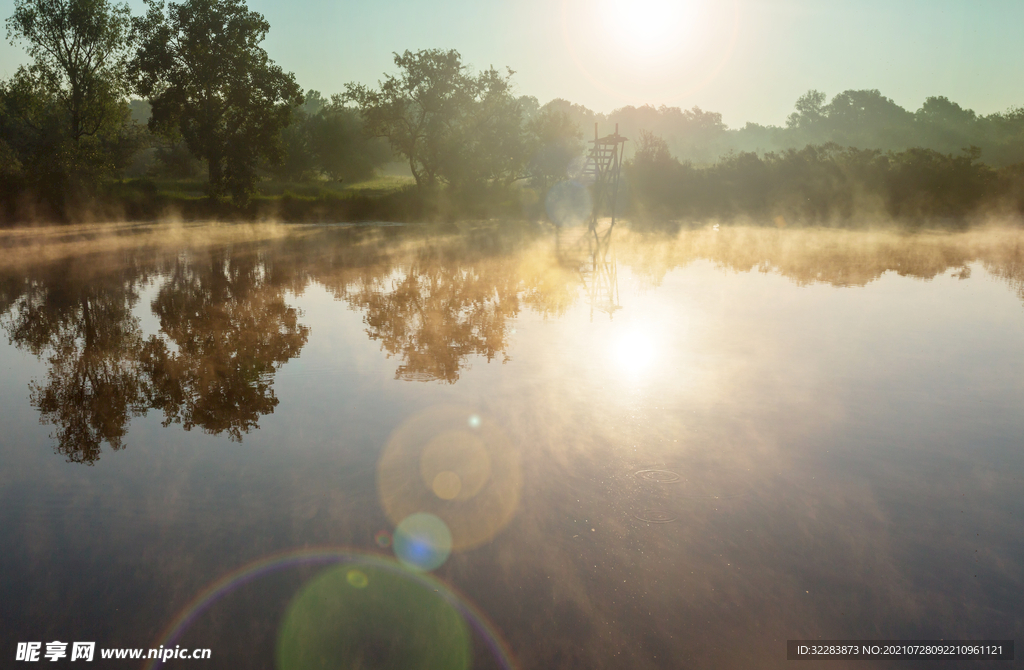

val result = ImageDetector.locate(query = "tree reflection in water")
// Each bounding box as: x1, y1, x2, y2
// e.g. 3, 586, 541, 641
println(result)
2, 261, 151, 463
312, 228, 591, 383
143, 248, 309, 440
2, 224, 1024, 463
344, 250, 521, 383
1, 241, 310, 463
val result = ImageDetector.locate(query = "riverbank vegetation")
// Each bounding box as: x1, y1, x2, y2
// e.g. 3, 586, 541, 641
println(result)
4, 0, 1024, 227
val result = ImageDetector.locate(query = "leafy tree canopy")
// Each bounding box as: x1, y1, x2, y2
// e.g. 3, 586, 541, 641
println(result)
6, 0, 133, 141
346, 49, 581, 191
4, 0, 138, 206
275, 91, 392, 183
132, 0, 302, 204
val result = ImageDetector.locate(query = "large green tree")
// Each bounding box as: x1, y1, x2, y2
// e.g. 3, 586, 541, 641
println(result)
6, 0, 133, 142
345, 49, 475, 190
4, 0, 138, 203
275, 91, 392, 183
132, 0, 302, 203
346, 49, 581, 193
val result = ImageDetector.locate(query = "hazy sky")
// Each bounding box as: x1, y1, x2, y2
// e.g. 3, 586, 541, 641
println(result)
2, 0, 1022, 128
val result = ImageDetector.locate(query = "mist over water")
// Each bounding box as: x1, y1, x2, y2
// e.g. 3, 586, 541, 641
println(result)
0, 222, 1022, 668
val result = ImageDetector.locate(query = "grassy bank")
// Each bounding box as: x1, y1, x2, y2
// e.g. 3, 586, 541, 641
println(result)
0, 175, 557, 225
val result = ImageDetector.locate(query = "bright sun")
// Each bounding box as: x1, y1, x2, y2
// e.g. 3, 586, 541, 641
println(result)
561, 0, 735, 104
598, 0, 694, 59
610, 329, 658, 376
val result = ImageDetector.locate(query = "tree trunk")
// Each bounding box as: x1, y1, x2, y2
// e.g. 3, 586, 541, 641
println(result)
410, 160, 421, 188
208, 154, 223, 196
70, 77, 83, 142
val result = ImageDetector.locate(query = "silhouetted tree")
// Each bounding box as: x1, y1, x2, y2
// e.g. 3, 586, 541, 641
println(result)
3, 0, 139, 205
132, 0, 302, 204
822, 89, 914, 148
907, 97, 976, 157
275, 91, 391, 182
444, 67, 526, 189
6, 0, 134, 142
345, 49, 473, 190
786, 90, 827, 131
347, 49, 556, 192
626, 138, 1002, 225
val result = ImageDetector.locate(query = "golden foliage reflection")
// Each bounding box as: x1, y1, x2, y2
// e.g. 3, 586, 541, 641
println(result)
3, 223, 1024, 464
0, 237, 310, 462
142, 249, 309, 440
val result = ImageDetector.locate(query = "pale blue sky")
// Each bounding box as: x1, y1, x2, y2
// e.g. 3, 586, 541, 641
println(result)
2, 0, 1021, 127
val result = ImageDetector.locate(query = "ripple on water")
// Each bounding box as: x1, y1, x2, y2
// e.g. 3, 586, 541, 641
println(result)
679, 491, 750, 500
633, 509, 677, 524
634, 469, 682, 483
397, 370, 439, 382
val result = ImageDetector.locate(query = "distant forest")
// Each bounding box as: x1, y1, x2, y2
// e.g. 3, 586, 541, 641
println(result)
3, 0, 1024, 225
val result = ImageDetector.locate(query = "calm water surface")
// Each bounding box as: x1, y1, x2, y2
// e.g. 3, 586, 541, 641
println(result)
1, 223, 1022, 669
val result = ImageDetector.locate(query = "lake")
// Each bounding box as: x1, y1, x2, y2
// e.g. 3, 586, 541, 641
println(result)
1, 222, 1021, 668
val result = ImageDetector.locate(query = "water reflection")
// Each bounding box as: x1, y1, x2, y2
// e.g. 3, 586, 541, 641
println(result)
618, 226, 1024, 289
341, 245, 521, 383
378, 406, 522, 553
1, 223, 1023, 669
556, 225, 621, 318
143, 248, 309, 441
1, 261, 150, 463
0, 239, 310, 462
2, 224, 1024, 465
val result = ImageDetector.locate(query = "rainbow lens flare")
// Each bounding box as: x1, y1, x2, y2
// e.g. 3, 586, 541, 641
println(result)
278, 563, 470, 670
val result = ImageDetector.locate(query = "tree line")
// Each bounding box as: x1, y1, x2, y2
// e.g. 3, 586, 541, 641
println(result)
626, 134, 1024, 225
550, 90, 1024, 168
0, 0, 584, 215
3, 0, 1024, 224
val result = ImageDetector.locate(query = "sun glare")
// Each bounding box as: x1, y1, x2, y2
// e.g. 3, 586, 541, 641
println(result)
611, 329, 658, 376
561, 0, 738, 105
599, 0, 694, 59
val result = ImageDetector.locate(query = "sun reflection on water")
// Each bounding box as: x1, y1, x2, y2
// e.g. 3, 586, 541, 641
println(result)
610, 328, 658, 376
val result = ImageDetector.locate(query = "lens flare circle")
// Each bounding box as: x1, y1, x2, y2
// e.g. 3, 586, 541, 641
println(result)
378, 406, 522, 551
432, 471, 462, 499
142, 548, 518, 670
278, 563, 470, 670
345, 569, 369, 588
394, 513, 453, 572
420, 430, 491, 502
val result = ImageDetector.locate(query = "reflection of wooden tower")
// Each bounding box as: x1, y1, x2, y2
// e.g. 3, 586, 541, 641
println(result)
554, 222, 620, 320
583, 223, 620, 319
581, 123, 627, 232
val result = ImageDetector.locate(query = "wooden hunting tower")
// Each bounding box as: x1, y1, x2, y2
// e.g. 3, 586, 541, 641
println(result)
580, 123, 627, 231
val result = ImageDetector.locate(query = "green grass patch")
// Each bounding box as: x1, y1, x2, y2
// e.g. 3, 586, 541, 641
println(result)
255, 176, 415, 200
